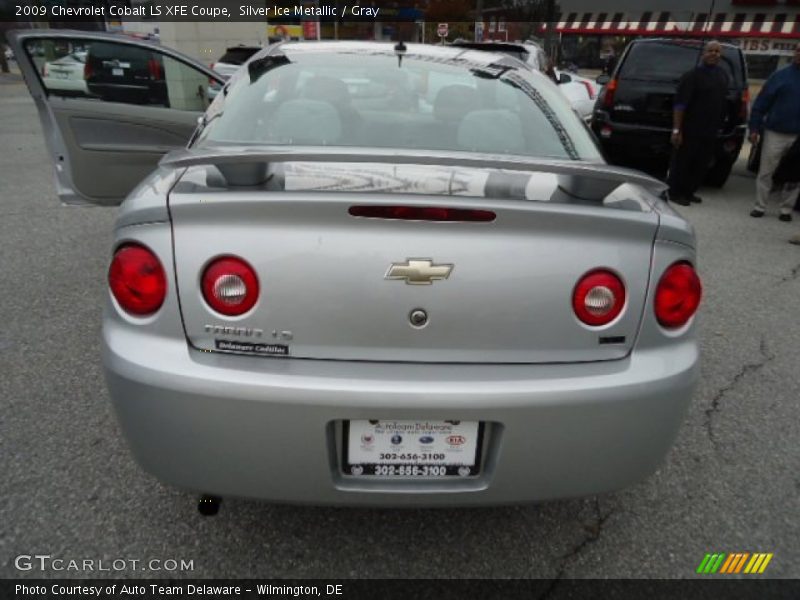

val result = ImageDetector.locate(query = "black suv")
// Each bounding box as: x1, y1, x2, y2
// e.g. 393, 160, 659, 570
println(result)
85, 41, 167, 106
591, 38, 749, 186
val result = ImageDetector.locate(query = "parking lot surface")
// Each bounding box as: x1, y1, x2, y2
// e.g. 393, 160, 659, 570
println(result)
1, 77, 799, 579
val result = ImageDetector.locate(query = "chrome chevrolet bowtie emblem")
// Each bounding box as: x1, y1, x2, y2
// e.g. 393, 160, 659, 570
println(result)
385, 259, 453, 285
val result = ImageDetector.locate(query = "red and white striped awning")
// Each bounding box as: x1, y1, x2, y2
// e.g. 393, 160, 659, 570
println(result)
548, 11, 800, 39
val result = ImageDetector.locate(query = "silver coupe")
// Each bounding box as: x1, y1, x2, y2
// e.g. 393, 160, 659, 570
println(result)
11, 31, 702, 509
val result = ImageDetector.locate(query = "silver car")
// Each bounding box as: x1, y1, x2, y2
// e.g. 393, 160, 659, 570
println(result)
11, 31, 702, 509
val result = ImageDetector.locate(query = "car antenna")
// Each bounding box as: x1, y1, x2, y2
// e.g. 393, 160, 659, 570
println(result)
700, 0, 717, 61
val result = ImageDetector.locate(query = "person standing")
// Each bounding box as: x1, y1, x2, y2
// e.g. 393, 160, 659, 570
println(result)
668, 41, 730, 206
748, 44, 800, 222
1, 44, 9, 74
602, 48, 616, 76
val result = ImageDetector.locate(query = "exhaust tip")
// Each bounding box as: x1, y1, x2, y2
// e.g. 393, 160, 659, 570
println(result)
198, 495, 222, 516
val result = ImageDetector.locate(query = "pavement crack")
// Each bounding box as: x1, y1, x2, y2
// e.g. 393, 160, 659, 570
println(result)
537, 498, 614, 598
778, 262, 800, 285
704, 337, 775, 446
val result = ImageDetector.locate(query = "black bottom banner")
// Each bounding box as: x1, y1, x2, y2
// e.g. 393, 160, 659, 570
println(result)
4, 579, 800, 600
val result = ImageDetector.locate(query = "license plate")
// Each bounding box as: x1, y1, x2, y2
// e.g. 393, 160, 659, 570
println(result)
112, 67, 124, 76
51, 71, 69, 79
344, 420, 482, 477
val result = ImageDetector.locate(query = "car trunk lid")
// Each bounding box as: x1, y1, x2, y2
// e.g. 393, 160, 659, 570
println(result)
166, 153, 661, 364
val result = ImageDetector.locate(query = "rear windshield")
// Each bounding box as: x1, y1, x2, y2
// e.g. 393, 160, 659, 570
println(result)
198, 48, 601, 161
619, 42, 744, 87
219, 47, 260, 65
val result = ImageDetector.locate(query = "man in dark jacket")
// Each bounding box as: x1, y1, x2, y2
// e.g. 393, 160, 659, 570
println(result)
748, 44, 800, 222
667, 41, 729, 206
668, 41, 730, 206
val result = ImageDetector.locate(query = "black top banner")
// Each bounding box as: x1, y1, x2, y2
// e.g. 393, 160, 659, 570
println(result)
3, 0, 799, 24
10, 0, 458, 24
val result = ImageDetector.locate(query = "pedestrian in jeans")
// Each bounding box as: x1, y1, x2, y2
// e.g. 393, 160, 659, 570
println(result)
749, 44, 800, 222
668, 41, 730, 207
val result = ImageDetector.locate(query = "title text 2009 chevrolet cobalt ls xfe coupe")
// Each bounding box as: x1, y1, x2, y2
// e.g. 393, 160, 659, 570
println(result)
11, 31, 701, 508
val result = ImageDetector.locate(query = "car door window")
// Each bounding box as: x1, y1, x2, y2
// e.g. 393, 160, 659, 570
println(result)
24, 38, 210, 111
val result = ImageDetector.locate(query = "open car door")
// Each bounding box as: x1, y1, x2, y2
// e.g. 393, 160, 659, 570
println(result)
8, 29, 225, 205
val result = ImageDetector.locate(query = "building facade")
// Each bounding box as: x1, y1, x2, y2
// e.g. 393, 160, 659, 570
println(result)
540, 3, 800, 77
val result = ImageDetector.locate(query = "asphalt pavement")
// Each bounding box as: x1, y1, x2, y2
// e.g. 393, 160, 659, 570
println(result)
1, 76, 798, 580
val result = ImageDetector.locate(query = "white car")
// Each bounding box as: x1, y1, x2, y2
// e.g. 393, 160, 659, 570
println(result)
554, 70, 599, 122
451, 41, 599, 122
207, 45, 261, 100
41, 51, 88, 95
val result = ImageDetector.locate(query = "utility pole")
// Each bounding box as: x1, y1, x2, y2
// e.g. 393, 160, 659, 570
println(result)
543, 0, 556, 60
334, 0, 338, 39
475, 0, 483, 42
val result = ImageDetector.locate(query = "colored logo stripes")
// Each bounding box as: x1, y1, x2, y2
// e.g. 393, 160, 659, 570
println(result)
696, 553, 773, 574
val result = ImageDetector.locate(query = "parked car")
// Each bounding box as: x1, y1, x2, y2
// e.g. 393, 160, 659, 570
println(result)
553, 69, 599, 122
11, 31, 702, 509
207, 45, 262, 99
41, 51, 88, 95
450, 41, 599, 122
591, 38, 749, 185
84, 40, 169, 105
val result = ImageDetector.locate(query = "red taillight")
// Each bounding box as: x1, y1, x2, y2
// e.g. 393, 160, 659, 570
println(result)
572, 269, 626, 326
83, 60, 93, 80
580, 80, 596, 100
108, 244, 167, 316
201, 256, 259, 316
654, 262, 702, 328
348, 206, 496, 222
147, 57, 163, 80
602, 78, 617, 109
739, 88, 750, 120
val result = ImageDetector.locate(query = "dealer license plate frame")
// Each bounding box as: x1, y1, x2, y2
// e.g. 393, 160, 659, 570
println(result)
343, 419, 485, 478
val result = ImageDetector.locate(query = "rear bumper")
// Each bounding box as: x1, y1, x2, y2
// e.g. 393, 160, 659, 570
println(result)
593, 120, 673, 163
103, 321, 698, 506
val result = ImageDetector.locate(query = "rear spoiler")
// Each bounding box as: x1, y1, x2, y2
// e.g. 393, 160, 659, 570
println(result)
160, 146, 667, 202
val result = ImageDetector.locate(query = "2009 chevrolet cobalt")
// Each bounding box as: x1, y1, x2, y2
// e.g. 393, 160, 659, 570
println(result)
11, 31, 701, 507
